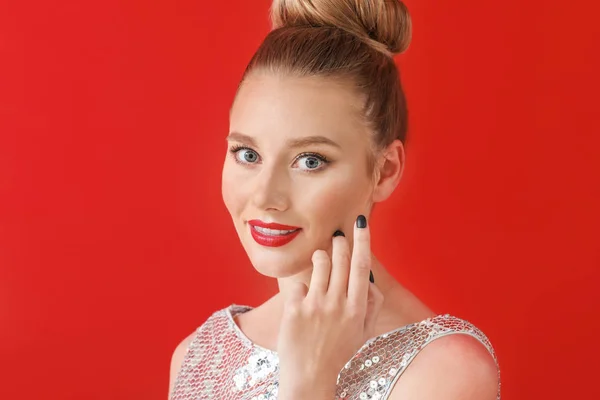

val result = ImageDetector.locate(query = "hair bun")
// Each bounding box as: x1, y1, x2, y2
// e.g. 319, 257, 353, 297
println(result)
270, 0, 412, 56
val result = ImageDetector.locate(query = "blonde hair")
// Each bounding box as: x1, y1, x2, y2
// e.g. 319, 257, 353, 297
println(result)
239, 0, 412, 175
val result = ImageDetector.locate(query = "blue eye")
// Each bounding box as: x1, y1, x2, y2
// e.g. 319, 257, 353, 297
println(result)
230, 146, 259, 164
228, 145, 331, 173
296, 154, 326, 171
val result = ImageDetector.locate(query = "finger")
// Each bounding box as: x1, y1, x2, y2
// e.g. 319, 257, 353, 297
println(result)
347, 214, 371, 310
284, 281, 308, 306
328, 231, 351, 297
363, 282, 385, 340
308, 249, 331, 295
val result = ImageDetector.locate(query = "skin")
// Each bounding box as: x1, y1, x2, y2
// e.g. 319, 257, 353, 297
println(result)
167, 70, 499, 400
275, 219, 385, 398
222, 71, 435, 394
222, 71, 436, 351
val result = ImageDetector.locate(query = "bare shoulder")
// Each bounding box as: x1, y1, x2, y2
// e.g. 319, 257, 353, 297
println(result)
387, 333, 499, 400
168, 330, 197, 398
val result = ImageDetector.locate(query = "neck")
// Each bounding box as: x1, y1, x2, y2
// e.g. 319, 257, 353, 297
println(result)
240, 253, 433, 352
269, 252, 404, 329
276, 252, 400, 300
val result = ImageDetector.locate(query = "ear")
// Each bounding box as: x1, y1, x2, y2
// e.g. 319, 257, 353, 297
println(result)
372, 139, 405, 203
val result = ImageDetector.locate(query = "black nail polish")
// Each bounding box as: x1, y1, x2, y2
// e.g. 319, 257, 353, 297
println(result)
333, 230, 345, 237
369, 270, 375, 283
357, 215, 367, 229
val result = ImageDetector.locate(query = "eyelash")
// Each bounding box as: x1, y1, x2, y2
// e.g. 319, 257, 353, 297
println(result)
228, 145, 331, 173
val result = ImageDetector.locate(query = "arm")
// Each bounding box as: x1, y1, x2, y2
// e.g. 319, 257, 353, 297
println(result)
386, 334, 499, 400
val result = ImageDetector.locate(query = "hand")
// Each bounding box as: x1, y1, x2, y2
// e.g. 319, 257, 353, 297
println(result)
277, 214, 385, 399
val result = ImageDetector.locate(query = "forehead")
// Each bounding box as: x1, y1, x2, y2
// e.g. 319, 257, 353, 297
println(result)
230, 72, 370, 147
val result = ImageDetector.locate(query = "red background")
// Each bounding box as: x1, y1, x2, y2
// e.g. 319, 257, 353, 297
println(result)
1, 0, 598, 398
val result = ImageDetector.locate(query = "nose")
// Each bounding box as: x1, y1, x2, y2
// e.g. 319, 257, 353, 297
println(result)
250, 163, 290, 211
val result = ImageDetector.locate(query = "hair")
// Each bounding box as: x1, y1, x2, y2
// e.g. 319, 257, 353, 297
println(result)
237, 0, 412, 177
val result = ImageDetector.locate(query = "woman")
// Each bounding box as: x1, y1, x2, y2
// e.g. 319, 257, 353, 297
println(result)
169, 0, 501, 399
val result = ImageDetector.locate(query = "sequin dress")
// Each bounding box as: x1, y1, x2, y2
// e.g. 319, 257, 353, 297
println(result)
170, 304, 501, 400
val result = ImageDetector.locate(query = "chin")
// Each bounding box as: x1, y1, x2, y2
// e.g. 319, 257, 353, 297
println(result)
247, 251, 309, 278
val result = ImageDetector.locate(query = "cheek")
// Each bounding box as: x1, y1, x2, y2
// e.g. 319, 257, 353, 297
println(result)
221, 166, 243, 214
305, 178, 366, 223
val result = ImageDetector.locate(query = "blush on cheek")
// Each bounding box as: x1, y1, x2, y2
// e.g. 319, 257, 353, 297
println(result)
309, 182, 356, 230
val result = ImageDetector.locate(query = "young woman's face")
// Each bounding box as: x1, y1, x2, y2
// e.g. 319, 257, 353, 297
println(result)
222, 72, 376, 278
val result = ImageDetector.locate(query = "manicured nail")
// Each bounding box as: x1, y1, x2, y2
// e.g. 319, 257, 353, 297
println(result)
369, 270, 375, 283
333, 230, 345, 237
356, 215, 367, 229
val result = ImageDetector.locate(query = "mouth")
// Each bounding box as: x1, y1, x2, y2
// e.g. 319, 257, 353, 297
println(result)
247, 220, 302, 247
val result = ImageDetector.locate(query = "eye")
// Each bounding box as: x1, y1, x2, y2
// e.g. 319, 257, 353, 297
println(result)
295, 153, 328, 172
228, 146, 331, 173
229, 145, 259, 164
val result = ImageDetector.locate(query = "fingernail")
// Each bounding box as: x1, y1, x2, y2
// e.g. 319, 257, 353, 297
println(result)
369, 270, 375, 283
333, 230, 345, 237
356, 215, 367, 229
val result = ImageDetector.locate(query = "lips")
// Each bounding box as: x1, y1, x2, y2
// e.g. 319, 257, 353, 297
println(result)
247, 220, 301, 230
247, 219, 302, 247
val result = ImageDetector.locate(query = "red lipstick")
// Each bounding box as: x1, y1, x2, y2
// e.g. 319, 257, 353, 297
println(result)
248, 220, 302, 247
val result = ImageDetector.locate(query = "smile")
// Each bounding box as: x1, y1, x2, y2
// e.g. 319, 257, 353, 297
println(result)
253, 226, 299, 236
248, 221, 302, 247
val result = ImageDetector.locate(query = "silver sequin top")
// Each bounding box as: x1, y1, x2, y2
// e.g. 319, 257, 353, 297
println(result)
170, 304, 501, 400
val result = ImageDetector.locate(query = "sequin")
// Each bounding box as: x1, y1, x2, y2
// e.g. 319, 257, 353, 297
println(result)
169, 304, 502, 400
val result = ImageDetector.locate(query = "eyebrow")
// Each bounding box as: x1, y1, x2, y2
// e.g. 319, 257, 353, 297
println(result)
226, 131, 342, 150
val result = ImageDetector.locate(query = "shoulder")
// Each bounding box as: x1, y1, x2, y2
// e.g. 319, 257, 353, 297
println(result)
169, 307, 230, 378
387, 332, 499, 400
168, 307, 234, 397
168, 330, 197, 397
